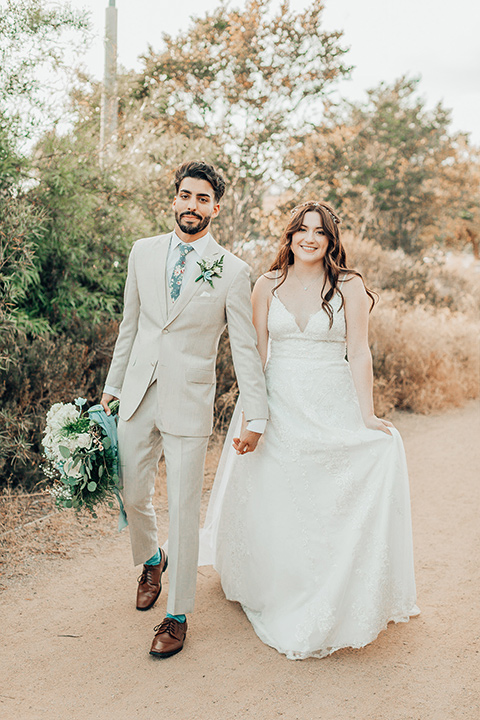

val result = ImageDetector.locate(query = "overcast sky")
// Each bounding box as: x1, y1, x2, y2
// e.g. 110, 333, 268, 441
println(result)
69, 0, 479, 144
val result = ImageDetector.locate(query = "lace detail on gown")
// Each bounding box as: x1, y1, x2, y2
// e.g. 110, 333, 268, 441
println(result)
205, 291, 419, 660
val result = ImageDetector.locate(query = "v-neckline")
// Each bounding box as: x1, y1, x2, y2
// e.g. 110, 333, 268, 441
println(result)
273, 293, 323, 334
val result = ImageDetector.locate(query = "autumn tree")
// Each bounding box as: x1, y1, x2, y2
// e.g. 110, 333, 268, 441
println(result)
437, 135, 480, 259
287, 77, 463, 254
126, 0, 350, 248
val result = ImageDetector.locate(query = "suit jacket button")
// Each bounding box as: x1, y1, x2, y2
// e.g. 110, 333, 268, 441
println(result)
163, 328, 169, 334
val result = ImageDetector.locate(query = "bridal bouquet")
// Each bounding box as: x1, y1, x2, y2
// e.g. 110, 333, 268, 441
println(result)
42, 397, 122, 518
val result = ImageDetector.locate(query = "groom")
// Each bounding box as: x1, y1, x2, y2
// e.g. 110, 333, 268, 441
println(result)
101, 161, 268, 658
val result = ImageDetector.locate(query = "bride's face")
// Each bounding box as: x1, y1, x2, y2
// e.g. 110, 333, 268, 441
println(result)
290, 211, 328, 264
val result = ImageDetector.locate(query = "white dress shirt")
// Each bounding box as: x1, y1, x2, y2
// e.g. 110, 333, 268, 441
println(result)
104, 231, 266, 434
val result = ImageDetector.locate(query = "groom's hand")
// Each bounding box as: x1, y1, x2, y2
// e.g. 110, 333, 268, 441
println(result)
233, 430, 262, 455
101, 392, 117, 416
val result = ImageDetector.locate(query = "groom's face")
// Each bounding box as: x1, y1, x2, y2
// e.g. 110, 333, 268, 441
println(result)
173, 177, 220, 237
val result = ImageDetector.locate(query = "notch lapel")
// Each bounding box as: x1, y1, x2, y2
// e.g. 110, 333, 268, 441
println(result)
155, 234, 171, 325
165, 236, 222, 328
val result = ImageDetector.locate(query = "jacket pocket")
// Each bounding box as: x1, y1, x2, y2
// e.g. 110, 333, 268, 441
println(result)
190, 295, 217, 303
185, 368, 215, 384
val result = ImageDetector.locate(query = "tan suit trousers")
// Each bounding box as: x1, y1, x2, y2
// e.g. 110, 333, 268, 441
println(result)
117, 382, 209, 614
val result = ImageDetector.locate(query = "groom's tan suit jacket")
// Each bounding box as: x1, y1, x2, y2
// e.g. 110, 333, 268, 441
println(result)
105, 232, 268, 436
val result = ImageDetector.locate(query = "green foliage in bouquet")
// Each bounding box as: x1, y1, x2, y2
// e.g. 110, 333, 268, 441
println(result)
43, 397, 120, 517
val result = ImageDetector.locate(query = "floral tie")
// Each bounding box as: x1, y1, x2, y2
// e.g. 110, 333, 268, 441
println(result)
169, 243, 194, 301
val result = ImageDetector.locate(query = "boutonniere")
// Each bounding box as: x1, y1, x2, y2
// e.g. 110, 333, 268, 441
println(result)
195, 255, 225, 288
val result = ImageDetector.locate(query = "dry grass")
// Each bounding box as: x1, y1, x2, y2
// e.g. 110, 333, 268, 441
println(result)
371, 296, 480, 415
0, 489, 119, 591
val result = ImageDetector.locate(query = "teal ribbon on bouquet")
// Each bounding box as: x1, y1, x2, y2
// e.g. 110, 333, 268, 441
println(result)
87, 404, 128, 531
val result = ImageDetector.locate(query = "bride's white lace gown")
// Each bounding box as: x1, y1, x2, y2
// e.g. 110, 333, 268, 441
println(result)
201, 291, 419, 660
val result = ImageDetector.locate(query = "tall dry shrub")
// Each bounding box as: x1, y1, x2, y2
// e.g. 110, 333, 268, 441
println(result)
370, 297, 480, 415
343, 233, 480, 316
0, 322, 119, 490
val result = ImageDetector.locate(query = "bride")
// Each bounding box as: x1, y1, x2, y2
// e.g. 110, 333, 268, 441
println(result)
200, 201, 419, 660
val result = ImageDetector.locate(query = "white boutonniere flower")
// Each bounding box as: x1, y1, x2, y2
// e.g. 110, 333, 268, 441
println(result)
195, 255, 225, 288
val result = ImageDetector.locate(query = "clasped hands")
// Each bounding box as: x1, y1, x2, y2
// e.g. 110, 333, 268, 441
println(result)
232, 429, 262, 455
233, 412, 262, 455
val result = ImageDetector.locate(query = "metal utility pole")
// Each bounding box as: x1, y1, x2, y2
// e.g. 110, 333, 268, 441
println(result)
100, 0, 118, 163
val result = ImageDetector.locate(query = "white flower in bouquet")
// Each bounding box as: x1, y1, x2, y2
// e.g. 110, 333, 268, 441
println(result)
42, 402, 80, 463
63, 457, 82, 479
45, 402, 79, 435
49, 484, 73, 502
76, 433, 93, 450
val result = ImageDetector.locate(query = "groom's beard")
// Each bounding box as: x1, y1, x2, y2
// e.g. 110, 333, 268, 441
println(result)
175, 210, 211, 235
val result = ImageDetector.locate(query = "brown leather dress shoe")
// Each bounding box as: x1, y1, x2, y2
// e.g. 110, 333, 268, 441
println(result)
149, 617, 187, 658
136, 550, 168, 611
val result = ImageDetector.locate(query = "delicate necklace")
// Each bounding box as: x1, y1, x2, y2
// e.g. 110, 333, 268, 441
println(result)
293, 269, 323, 291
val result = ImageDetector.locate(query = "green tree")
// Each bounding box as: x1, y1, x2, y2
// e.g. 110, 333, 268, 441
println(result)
25, 130, 132, 333
0, 114, 46, 363
0, 0, 89, 139
0, 112, 49, 487
0, 2, 112, 490
0, 118, 129, 489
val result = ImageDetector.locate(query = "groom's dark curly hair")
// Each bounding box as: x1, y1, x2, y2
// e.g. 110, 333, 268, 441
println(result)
174, 161, 226, 203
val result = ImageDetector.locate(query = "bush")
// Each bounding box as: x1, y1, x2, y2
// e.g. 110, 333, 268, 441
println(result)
344, 232, 480, 316
0, 322, 118, 490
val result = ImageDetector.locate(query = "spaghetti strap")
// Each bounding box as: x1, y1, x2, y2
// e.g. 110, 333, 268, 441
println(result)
338, 273, 349, 289
272, 269, 280, 297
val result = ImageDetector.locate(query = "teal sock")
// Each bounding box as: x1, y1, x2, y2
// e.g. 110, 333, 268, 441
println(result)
167, 613, 186, 623
145, 548, 161, 566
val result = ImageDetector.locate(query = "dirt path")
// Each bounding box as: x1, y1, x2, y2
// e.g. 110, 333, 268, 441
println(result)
1, 402, 479, 720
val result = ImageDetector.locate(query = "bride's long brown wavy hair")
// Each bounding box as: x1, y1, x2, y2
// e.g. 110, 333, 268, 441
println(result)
269, 201, 377, 328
